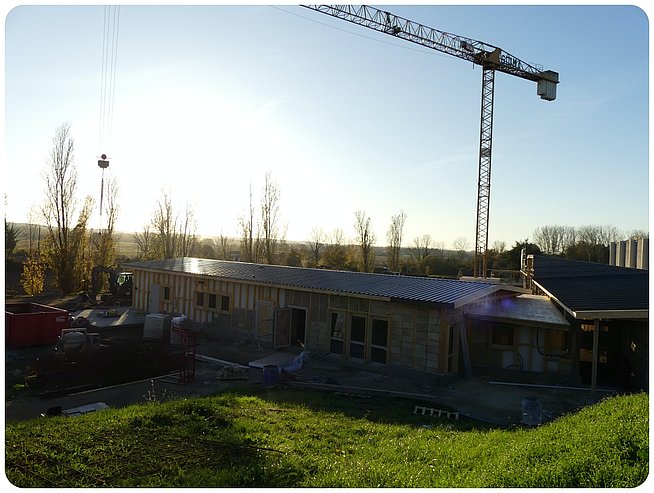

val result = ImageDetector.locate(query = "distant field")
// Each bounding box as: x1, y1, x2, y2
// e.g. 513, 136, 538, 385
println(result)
11, 223, 147, 260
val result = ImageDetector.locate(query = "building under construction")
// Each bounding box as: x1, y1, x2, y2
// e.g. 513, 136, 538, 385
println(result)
127, 256, 648, 391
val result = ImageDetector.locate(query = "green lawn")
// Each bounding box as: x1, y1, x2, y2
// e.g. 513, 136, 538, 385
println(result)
4, 389, 648, 488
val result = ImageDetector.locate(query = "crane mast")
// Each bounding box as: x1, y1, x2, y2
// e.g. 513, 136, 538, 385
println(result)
303, 5, 559, 278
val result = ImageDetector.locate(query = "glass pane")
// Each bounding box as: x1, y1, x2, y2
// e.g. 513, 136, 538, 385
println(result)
351, 316, 366, 342
371, 319, 388, 346
492, 325, 513, 346
331, 313, 344, 339
330, 339, 343, 354
371, 347, 387, 364
350, 342, 364, 359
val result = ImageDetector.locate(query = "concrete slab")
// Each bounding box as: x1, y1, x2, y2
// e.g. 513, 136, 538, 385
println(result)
248, 352, 297, 368
72, 307, 145, 328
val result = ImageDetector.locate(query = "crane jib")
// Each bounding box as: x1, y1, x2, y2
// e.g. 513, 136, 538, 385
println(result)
304, 4, 559, 276
305, 5, 558, 88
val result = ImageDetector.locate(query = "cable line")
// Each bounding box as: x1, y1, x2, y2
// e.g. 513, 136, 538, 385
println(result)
97, 5, 120, 229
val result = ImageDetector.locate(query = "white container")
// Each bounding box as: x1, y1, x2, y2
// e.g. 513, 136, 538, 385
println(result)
170, 314, 190, 344
143, 313, 171, 340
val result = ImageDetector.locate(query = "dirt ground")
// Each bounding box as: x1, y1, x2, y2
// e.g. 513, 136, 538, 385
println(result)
5, 319, 615, 426
5, 291, 616, 427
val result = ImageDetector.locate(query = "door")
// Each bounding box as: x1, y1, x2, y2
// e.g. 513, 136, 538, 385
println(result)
256, 301, 275, 338
148, 283, 160, 314
290, 307, 306, 345
274, 308, 292, 348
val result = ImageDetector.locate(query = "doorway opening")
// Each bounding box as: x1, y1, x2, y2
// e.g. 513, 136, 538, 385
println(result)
291, 307, 306, 346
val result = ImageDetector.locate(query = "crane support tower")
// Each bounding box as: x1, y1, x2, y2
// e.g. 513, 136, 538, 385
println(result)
303, 5, 559, 277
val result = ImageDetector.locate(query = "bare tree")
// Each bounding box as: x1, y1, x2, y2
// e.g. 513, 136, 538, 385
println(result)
323, 228, 347, 270
93, 174, 119, 268
40, 122, 86, 293
260, 171, 282, 264
386, 210, 407, 273
239, 184, 257, 263
178, 202, 197, 257
573, 224, 621, 262
410, 234, 432, 262
354, 210, 376, 272
533, 225, 567, 255
628, 229, 649, 239
491, 240, 506, 254
434, 240, 446, 259
151, 192, 178, 260
134, 226, 155, 261
453, 237, 469, 262
71, 196, 95, 292
217, 232, 232, 260
148, 191, 196, 259
307, 227, 325, 267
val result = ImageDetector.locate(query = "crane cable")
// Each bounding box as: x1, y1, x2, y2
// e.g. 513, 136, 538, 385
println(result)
98, 5, 120, 227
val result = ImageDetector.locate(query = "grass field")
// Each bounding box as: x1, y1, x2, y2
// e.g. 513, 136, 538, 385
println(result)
4, 388, 648, 488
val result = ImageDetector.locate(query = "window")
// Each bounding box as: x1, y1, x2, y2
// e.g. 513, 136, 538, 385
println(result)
220, 295, 230, 312
370, 319, 388, 364
544, 329, 569, 355
201, 293, 230, 312
349, 315, 366, 359
330, 312, 345, 354
491, 324, 514, 348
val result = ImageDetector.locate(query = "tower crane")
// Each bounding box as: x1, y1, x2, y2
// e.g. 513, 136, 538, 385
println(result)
303, 5, 559, 278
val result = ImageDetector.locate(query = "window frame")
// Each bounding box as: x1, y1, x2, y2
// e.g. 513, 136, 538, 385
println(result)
329, 311, 346, 355
348, 314, 367, 360
369, 317, 389, 365
489, 323, 515, 349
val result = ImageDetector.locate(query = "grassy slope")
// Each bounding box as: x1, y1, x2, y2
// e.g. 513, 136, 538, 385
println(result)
4, 390, 648, 488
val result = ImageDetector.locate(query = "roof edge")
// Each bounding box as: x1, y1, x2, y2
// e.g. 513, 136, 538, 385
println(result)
571, 309, 649, 320
452, 284, 528, 309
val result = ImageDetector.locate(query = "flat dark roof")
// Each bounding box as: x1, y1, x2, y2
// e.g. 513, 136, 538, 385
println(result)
128, 258, 523, 308
531, 255, 648, 315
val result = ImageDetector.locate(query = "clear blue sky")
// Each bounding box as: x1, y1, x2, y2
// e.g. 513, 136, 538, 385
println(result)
3, 2, 649, 250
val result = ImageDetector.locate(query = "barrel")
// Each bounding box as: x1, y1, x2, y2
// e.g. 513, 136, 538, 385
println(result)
263, 365, 279, 386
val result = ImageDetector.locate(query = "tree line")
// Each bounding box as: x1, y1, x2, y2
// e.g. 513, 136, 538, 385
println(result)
6, 123, 648, 295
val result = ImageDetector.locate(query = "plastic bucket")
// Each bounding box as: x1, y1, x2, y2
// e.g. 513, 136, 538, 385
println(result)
263, 365, 279, 386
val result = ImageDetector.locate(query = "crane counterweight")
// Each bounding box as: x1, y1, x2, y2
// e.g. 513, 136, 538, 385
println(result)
537, 70, 559, 101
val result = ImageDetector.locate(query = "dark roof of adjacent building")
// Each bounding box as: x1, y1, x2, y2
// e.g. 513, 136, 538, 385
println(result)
127, 258, 524, 308
530, 255, 648, 317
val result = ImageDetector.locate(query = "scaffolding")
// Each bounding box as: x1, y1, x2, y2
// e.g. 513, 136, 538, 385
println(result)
172, 325, 197, 383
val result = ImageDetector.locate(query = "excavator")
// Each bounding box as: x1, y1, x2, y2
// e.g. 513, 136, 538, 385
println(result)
89, 266, 133, 304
